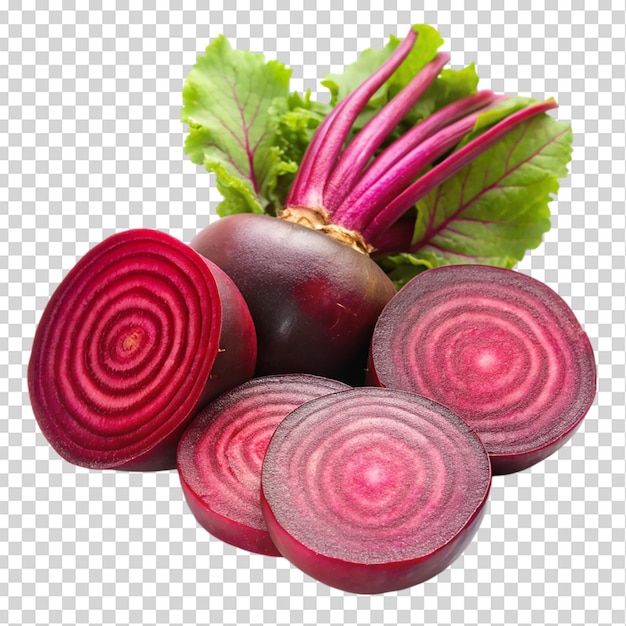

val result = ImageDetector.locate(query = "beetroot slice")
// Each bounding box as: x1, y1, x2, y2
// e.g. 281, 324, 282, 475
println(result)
177, 374, 350, 556
367, 265, 597, 474
28, 229, 257, 471
261, 387, 491, 594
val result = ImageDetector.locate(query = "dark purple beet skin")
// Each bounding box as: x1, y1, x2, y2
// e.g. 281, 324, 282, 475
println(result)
367, 265, 597, 474
260, 387, 492, 594
177, 374, 350, 556
191, 213, 397, 383
28, 229, 257, 471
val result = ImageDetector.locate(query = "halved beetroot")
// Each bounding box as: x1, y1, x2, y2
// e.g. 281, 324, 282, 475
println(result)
261, 387, 491, 594
368, 265, 596, 474
28, 229, 257, 471
177, 374, 349, 556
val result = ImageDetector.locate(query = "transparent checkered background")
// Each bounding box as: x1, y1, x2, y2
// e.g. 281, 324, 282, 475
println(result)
2, 1, 624, 625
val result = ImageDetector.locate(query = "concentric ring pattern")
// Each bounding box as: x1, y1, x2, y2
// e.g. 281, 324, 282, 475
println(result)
262, 388, 491, 564
370, 265, 596, 459
28, 229, 220, 468
179, 375, 349, 531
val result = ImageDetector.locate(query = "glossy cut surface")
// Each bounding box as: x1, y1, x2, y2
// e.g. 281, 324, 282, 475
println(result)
177, 374, 349, 556
28, 229, 257, 471
368, 265, 596, 474
261, 388, 491, 593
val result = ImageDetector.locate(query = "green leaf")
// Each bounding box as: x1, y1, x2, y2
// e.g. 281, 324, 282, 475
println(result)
407, 112, 573, 267
378, 253, 433, 290
264, 92, 330, 214
182, 35, 292, 216
386, 25, 446, 95
454, 95, 536, 150
407, 64, 480, 124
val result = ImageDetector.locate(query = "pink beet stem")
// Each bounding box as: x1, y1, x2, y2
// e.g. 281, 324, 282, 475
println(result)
332, 91, 504, 232
361, 99, 558, 241
322, 52, 451, 213
285, 28, 418, 211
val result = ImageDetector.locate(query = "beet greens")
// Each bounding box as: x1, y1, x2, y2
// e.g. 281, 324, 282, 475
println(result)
183, 25, 572, 378
182, 24, 572, 285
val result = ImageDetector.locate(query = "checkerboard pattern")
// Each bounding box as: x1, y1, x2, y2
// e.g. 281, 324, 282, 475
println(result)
2, 1, 624, 625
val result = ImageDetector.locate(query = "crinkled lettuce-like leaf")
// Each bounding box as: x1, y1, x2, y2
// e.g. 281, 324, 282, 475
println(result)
392, 112, 572, 280
264, 92, 330, 214
182, 29, 572, 282
182, 36, 295, 216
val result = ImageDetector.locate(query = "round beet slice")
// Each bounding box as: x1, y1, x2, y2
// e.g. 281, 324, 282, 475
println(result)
367, 265, 596, 474
177, 374, 350, 556
28, 229, 257, 471
261, 387, 492, 594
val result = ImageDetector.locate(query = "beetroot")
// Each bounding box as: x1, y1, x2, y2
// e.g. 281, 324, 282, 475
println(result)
261, 387, 492, 594
187, 28, 560, 383
28, 229, 257, 471
367, 265, 596, 474
177, 374, 349, 556
191, 214, 396, 383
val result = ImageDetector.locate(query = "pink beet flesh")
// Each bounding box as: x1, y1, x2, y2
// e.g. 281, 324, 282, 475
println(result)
177, 374, 349, 556
28, 229, 257, 471
261, 387, 492, 593
368, 265, 597, 474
